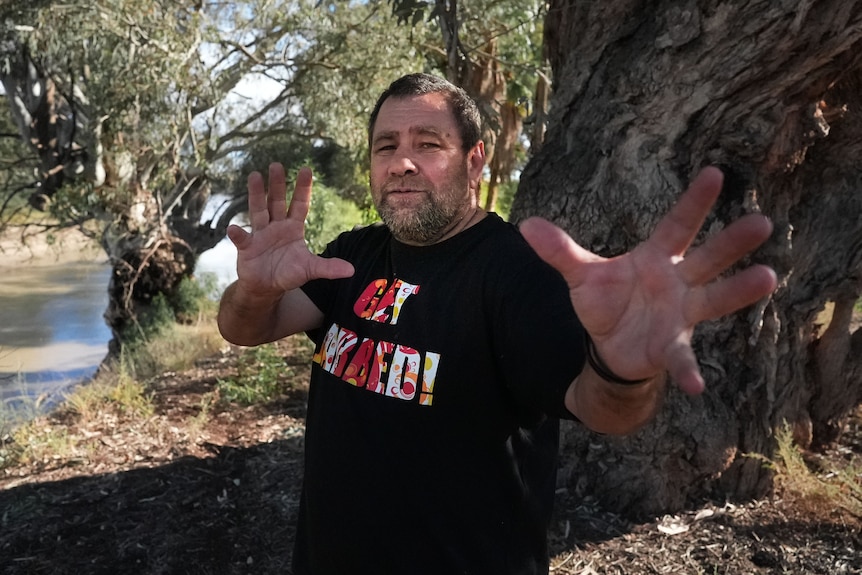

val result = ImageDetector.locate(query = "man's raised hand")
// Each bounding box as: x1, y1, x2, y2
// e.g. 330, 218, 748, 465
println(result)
520, 167, 778, 395
227, 163, 354, 297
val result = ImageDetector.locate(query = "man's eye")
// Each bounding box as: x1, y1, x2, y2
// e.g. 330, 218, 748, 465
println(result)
420, 142, 440, 149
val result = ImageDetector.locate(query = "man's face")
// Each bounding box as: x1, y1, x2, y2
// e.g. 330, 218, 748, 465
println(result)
369, 93, 485, 245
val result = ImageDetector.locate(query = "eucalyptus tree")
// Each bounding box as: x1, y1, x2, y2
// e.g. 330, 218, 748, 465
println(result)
513, 0, 862, 514
0, 0, 425, 352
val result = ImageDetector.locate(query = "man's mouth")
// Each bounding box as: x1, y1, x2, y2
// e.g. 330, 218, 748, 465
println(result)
386, 187, 425, 194
384, 188, 427, 200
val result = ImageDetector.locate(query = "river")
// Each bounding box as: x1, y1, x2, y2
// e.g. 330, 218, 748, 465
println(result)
0, 239, 237, 427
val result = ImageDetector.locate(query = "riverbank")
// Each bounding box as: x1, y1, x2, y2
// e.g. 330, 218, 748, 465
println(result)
0, 225, 104, 268
1, 331, 860, 573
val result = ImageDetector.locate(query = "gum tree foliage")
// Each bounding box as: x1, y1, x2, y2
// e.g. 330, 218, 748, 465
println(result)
513, 0, 862, 515
0, 0, 426, 352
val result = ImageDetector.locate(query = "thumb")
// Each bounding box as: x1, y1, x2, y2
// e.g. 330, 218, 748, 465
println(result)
226, 224, 251, 249
519, 217, 599, 288
311, 256, 355, 281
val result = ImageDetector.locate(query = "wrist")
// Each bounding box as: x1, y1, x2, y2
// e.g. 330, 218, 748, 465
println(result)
584, 332, 654, 386
231, 279, 288, 304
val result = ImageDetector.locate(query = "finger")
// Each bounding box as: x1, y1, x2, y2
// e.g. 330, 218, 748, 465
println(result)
287, 166, 314, 222
519, 217, 602, 288
650, 166, 723, 256
226, 223, 251, 250
309, 256, 355, 281
679, 213, 773, 285
247, 171, 271, 231
665, 334, 706, 395
267, 163, 288, 222
686, 265, 777, 323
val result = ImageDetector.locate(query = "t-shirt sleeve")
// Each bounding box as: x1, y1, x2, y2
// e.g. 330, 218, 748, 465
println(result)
489, 246, 585, 422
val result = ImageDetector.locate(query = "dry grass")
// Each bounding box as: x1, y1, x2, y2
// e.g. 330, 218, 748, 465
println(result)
3, 423, 78, 469
547, 413, 862, 575
125, 315, 225, 380
770, 422, 862, 519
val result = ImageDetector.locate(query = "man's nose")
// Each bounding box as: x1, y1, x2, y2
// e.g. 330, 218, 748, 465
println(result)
389, 151, 418, 176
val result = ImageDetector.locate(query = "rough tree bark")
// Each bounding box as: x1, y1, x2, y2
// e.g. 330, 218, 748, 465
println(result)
512, 0, 862, 516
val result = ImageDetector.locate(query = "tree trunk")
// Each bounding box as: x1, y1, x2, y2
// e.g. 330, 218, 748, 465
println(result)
100, 163, 231, 353
512, 0, 862, 516
484, 100, 522, 212
103, 230, 196, 353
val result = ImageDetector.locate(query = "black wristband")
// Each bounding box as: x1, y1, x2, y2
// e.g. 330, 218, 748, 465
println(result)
584, 333, 651, 386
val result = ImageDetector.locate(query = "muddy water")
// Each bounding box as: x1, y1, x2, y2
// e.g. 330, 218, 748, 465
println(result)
0, 261, 111, 417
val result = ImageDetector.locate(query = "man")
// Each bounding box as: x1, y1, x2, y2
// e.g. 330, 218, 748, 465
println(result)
218, 73, 777, 574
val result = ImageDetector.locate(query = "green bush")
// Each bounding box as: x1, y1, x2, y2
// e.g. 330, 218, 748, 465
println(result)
171, 273, 219, 322
217, 344, 295, 405
305, 182, 365, 254
123, 292, 175, 344
494, 180, 518, 221
123, 273, 220, 345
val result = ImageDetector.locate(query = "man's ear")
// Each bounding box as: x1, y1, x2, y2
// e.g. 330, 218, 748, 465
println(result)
468, 141, 486, 185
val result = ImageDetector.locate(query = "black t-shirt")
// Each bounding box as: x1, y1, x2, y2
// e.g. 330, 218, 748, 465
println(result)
294, 214, 585, 575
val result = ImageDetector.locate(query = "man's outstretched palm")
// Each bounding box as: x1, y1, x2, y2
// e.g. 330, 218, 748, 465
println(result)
227, 164, 354, 298
520, 167, 777, 395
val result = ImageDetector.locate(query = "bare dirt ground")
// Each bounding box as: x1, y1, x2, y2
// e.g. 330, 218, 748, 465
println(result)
1, 335, 860, 575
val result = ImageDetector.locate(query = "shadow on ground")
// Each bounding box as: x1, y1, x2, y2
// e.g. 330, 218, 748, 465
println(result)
1, 439, 303, 575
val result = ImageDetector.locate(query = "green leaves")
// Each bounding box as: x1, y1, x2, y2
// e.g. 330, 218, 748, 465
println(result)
1, 0, 547, 246
216, 344, 295, 405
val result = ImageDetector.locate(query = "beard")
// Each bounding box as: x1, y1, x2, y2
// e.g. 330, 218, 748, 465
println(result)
376, 192, 460, 244
373, 168, 471, 245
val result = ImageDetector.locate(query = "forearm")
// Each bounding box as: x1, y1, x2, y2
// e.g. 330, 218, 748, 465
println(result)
565, 367, 667, 435
217, 281, 285, 346
217, 281, 323, 346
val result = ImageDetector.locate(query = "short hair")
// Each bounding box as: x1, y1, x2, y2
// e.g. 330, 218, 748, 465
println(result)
367, 73, 482, 153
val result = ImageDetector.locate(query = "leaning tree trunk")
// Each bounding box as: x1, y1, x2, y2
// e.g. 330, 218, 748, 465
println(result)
102, 223, 196, 355
512, 0, 862, 516
100, 157, 236, 354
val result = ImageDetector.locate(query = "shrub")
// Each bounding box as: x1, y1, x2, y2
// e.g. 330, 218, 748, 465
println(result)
759, 422, 862, 519
305, 182, 365, 254
171, 273, 219, 323
217, 344, 295, 405
123, 273, 220, 347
